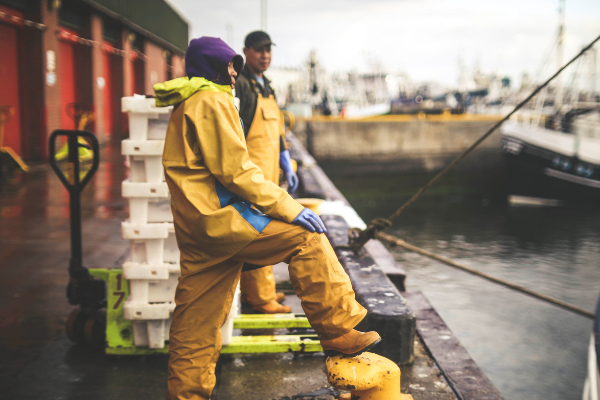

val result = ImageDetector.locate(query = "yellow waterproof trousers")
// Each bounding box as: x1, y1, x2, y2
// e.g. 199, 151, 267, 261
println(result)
167, 220, 367, 400
241, 94, 284, 305
240, 265, 277, 304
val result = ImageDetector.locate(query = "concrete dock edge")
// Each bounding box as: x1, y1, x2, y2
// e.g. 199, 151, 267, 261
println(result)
323, 215, 416, 365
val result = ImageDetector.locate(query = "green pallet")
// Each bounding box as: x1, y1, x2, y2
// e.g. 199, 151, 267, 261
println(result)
89, 268, 321, 355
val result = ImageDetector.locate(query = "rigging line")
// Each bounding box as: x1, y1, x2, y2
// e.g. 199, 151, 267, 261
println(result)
534, 33, 560, 80
376, 231, 595, 320
385, 33, 600, 224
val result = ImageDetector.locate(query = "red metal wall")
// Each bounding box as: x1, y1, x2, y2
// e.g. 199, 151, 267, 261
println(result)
58, 38, 77, 130
102, 47, 114, 134
102, 43, 123, 137
133, 58, 145, 95
0, 8, 23, 155
57, 27, 94, 132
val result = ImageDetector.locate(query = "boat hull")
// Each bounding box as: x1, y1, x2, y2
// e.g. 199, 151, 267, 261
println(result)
501, 121, 600, 201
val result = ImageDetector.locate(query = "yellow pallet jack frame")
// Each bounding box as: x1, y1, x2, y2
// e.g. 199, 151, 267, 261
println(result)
54, 104, 95, 163
0, 105, 28, 174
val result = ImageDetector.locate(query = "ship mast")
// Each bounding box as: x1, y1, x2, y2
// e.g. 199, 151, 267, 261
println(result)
591, 47, 597, 98
555, 0, 565, 110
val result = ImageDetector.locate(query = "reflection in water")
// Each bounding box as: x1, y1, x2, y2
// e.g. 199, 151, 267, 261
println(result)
328, 169, 600, 400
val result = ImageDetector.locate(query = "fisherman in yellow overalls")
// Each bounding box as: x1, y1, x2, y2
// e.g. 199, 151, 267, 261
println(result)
235, 31, 298, 314
155, 36, 380, 400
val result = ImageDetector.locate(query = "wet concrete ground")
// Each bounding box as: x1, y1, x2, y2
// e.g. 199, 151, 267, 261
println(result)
0, 138, 457, 399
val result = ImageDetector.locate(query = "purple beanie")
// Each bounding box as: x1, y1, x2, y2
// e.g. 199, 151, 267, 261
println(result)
185, 37, 244, 86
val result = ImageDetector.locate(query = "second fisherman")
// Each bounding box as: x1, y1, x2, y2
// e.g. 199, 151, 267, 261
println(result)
235, 30, 298, 314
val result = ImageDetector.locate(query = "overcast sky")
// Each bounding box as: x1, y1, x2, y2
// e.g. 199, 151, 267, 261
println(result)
167, 0, 600, 87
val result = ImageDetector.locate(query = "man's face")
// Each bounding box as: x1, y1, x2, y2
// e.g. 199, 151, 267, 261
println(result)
243, 44, 272, 75
227, 61, 237, 88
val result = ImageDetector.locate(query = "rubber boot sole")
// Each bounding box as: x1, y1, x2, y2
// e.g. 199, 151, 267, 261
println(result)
322, 337, 382, 358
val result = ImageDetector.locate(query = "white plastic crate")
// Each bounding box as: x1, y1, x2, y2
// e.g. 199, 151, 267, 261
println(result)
131, 318, 171, 348
129, 235, 179, 265
127, 197, 172, 224
123, 262, 181, 306
122, 139, 165, 183
122, 222, 179, 265
125, 301, 175, 321
124, 265, 178, 350
129, 156, 164, 183
122, 180, 172, 224
126, 302, 174, 349
123, 261, 179, 280
122, 96, 173, 141
125, 269, 180, 305
122, 139, 164, 156
125, 283, 241, 349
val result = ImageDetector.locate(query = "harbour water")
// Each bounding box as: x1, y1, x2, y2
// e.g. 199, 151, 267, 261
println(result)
324, 166, 600, 400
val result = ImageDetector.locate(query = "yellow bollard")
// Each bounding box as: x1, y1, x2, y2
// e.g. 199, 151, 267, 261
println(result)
326, 352, 413, 400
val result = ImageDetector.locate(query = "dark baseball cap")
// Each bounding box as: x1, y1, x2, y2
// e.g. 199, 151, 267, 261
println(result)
244, 31, 275, 49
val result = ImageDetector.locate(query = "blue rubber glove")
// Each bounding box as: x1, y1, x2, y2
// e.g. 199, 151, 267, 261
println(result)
292, 208, 327, 233
280, 150, 299, 193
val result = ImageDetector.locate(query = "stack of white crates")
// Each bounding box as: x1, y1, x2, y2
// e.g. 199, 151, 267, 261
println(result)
120, 95, 240, 349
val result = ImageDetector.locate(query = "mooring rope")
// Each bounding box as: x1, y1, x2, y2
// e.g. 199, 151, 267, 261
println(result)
337, 33, 600, 320
347, 33, 600, 253
376, 232, 595, 319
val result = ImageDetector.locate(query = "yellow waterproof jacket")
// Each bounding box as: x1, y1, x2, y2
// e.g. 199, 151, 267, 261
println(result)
161, 89, 304, 275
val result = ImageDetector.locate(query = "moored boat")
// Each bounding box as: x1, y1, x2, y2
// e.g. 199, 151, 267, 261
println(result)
501, 107, 600, 200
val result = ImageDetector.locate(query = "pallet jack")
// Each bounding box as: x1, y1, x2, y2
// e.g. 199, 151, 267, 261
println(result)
49, 129, 323, 355
49, 129, 105, 346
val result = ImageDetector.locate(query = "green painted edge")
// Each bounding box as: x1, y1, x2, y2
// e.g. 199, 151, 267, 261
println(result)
233, 315, 312, 329
221, 336, 323, 354
89, 268, 136, 351
107, 346, 169, 355
106, 335, 323, 355
88, 268, 109, 281
107, 269, 135, 349
220, 343, 323, 354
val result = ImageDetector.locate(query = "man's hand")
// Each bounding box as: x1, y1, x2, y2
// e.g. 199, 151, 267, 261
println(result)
292, 208, 327, 233
280, 150, 299, 193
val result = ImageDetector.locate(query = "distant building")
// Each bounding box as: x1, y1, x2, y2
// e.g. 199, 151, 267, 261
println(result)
0, 0, 189, 161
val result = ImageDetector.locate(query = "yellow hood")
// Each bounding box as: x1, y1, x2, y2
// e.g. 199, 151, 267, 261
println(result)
154, 76, 232, 107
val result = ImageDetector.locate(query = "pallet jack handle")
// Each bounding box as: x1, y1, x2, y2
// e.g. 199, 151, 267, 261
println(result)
49, 130, 104, 308
49, 130, 99, 194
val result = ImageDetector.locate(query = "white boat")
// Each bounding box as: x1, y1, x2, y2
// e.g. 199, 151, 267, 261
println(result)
501, 109, 600, 195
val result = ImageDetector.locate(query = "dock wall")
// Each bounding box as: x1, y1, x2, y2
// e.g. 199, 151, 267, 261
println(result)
293, 116, 509, 200
294, 116, 504, 172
